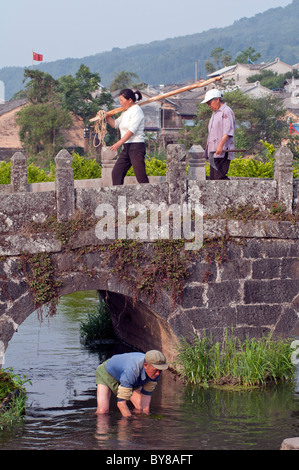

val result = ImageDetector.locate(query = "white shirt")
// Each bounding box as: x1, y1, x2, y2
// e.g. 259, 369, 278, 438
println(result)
115, 104, 145, 143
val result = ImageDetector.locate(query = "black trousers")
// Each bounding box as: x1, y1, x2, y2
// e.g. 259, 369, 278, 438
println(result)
210, 152, 231, 180
112, 142, 149, 185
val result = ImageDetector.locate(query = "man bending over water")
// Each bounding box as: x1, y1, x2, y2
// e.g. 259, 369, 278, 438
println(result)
96, 350, 168, 417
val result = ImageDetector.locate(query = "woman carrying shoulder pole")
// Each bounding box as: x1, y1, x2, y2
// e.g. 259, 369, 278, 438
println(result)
105, 88, 149, 185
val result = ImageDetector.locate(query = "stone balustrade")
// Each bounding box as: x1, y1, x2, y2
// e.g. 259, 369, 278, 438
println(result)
0, 144, 298, 225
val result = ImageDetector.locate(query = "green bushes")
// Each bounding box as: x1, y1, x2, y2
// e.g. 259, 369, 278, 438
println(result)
1, 145, 298, 185
79, 301, 114, 343
127, 155, 166, 177
0, 368, 30, 429
227, 156, 275, 178
175, 332, 295, 388
0, 152, 102, 185
0, 161, 12, 185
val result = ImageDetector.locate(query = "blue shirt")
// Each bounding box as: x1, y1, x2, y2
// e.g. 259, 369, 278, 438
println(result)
106, 352, 158, 390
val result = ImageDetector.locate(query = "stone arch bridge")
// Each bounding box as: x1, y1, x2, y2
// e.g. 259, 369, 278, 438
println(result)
0, 144, 299, 366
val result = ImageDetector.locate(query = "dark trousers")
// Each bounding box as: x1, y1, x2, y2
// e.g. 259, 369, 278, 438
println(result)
210, 152, 231, 180
112, 142, 149, 185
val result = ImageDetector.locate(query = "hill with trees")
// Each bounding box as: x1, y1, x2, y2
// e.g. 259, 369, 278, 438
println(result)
1, 0, 299, 100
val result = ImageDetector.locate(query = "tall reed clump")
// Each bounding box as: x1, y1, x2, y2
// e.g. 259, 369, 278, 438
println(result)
0, 368, 30, 430
79, 301, 114, 344
175, 331, 295, 388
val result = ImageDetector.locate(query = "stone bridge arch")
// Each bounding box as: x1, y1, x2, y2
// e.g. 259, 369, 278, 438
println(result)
0, 247, 181, 367
2, 229, 299, 369
1, 143, 299, 368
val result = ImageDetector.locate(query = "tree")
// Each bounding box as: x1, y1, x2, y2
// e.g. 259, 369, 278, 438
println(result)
110, 71, 139, 92
58, 64, 113, 125
205, 48, 232, 74
233, 47, 261, 64
179, 90, 287, 153
16, 101, 72, 158
204, 60, 216, 75
247, 69, 299, 90
17, 69, 72, 161
210, 47, 225, 69
23, 68, 58, 104
248, 95, 287, 145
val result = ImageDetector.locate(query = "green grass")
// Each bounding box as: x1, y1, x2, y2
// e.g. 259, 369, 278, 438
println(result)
79, 300, 114, 343
0, 368, 30, 430
174, 331, 295, 388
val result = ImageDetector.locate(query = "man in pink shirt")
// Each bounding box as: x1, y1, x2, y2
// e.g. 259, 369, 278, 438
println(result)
202, 89, 235, 180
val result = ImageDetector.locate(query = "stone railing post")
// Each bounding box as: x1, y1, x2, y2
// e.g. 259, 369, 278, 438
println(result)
273, 146, 293, 213
101, 147, 117, 186
166, 144, 187, 204
188, 145, 206, 180
11, 152, 28, 193
55, 149, 75, 221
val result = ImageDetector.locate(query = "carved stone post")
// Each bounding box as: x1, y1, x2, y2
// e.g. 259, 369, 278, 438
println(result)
273, 146, 293, 213
11, 152, 28, 193
101, 147, 117, 186
188, 145, 206, 180
55, 149, 75, 221
166, 144, 187, 205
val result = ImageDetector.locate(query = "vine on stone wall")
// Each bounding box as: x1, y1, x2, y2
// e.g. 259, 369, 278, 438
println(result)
105, 238, 192, 305
18, 252, 62, 312
11, 200, 296, 314
29, 211, 97, 247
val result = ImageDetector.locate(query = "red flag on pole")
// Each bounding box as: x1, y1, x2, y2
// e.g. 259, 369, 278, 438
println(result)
33, 52, 43, 61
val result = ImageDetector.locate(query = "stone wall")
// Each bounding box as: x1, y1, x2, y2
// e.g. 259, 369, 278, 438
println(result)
0, 224, 298, 367
0, 144, 299, 366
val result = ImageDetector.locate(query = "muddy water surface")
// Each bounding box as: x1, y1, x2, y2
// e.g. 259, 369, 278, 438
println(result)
1, 291, 299, 450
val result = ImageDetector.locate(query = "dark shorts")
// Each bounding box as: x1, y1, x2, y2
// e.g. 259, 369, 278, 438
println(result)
96, 361, 119, 395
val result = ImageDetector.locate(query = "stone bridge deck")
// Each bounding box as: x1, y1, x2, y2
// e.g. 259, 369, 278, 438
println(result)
0, 144, 299, 366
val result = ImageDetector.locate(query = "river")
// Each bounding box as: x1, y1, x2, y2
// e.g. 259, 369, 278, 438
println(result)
1, 290, 299, 451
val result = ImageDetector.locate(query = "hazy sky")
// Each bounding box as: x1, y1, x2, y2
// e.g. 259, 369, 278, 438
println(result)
0, 0, 292, 69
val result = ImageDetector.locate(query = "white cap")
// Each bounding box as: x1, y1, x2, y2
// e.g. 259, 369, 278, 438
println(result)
201, 89, 222, 103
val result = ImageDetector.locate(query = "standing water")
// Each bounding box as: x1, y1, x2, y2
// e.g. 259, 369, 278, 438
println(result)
1, 291, 299, 451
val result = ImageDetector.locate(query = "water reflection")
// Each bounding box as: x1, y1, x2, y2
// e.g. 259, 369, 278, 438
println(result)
1, 290, 299, 450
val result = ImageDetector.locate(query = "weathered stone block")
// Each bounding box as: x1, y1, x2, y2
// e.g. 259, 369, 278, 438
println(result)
274, 306, 299, 336
55, 149, 74, 221
274, 145, 293, 213
206, 280, 242, 308
218, 258, 251, 281
244, 279, 299, 304
281, 258, 299, 279
166, 144, 187, 205
235, 304, 282, 326
188, 145, 206, 181
185, 306, 237, 330
181, 285, 205, 308
186, 260, 218, 283
11, 152, 28, 193
252, 258, 281, 279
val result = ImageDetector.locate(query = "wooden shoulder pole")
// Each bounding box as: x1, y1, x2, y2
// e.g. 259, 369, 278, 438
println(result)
90, 75, 223, 122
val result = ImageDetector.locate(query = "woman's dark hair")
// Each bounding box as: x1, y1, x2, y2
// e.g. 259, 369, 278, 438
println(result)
119, 89, 142, 102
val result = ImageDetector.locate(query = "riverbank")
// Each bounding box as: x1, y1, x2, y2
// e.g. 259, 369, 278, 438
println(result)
1, 291, 299, 450
0, 368, 29, 429
174, 331, 296, 389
